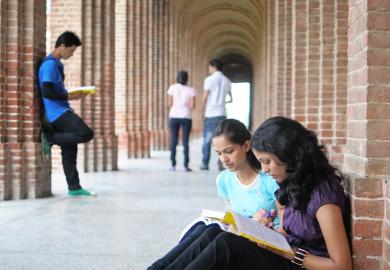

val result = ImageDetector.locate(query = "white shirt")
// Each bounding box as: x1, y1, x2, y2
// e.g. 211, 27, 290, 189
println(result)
203, 71, 231, 117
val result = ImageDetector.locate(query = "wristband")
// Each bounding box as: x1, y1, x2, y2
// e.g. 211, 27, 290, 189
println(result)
291, 247, 309, 268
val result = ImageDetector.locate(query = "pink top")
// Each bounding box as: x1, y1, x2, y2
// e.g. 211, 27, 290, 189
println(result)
167, 83, 196, 118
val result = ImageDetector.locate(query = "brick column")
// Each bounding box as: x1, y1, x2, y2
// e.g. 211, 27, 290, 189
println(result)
320, 0, 348, 165
266, 0, 276, 116
127, 0, 151, 158
114, 0, 129, 159
283, 0, 348, 167
346, 0, 390, 268
291, 0, 308, 124
0, 0, 50, 200
87, 0, 117, 171
150, 0, 170, 151
161, 0, 170, 150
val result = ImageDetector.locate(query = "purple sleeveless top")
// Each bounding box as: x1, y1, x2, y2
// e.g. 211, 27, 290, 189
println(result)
282, 180, 348, 257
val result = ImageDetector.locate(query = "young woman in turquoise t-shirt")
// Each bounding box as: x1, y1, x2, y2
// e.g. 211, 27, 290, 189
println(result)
214, 120, 279, 225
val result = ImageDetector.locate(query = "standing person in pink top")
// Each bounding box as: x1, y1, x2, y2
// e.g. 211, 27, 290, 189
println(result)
167, 70, 197, 172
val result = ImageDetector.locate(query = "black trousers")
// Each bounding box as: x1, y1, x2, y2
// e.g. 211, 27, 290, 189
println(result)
163, 226, 300, 270
169, 118, 192, 167
148, 222, 208, 270
49, 110, 94, 190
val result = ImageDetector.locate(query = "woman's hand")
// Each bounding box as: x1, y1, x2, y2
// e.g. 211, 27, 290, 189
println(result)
253, 208, 276, 228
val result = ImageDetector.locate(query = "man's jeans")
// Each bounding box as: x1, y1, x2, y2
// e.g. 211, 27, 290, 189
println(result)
49, 110, 94, 190
201, 116, 226, 167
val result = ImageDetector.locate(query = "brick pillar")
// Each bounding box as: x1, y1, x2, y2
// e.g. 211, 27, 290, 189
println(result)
127, 0, 151, 158
252, 3, 268, 125
291, 0, 307, 124
0, 0, 50, 200
287, 0, 348, 167
114, 0, 129, 159
319, 0, 348, 165
161, 0, 170, 149
84, 0, 117, 171
266, 0, 276, 117
149, 0, 159, 150
346, 0, 390, 268
150, 0, 170, 151
275, 0, 292, 117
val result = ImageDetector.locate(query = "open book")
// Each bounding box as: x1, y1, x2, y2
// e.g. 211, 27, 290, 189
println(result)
202, 209, 293, 255
67, 86, 96, 95
178, 210, 229, 242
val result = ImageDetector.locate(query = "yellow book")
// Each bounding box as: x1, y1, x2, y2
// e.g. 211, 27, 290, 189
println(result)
201, 209, 293, 256
67, 86, 96, 95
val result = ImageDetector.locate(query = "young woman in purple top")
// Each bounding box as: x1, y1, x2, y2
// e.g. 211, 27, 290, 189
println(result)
159, 116, 352, 270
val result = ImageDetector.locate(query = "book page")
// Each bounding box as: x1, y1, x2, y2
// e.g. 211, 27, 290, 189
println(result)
178, 216, 229, 242
232, 211, 292, 254
200, 209, 226, 221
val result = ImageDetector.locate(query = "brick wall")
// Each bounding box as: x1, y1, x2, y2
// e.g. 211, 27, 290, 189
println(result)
346, 0, 390, 268
253, 0, 386, 268
253, 0, 347, 164
0, 0, 50, 200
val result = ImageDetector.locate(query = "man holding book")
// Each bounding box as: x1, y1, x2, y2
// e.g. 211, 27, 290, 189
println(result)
38, 31, 95, 197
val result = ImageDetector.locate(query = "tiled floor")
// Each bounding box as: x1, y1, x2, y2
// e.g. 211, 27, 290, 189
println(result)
0, 139, 225, 270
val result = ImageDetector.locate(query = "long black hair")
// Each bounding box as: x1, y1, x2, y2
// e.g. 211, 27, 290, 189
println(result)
212, 119, 260, 172
251, 116, 342, 211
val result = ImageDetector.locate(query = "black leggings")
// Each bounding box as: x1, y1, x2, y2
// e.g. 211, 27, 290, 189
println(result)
160, 226, 300, 270
148, 223, 208, 270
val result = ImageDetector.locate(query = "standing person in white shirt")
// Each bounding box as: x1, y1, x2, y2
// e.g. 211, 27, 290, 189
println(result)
200, 59, 232, 171
167, 70, 197, 172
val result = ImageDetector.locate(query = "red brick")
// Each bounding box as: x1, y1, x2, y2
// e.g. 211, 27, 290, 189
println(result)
352, 219, 383, 238
353, 256, 381, 270
352, 239, 383, 257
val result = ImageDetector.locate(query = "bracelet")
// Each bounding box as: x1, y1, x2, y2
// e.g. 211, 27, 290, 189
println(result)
291, 247, 309, 268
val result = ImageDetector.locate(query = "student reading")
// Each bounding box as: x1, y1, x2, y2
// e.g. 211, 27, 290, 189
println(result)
151, 116, 352, 270
148, 119, 279, 270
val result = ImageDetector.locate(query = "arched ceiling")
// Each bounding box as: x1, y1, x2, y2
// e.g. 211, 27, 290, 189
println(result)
170, 0, 266, 63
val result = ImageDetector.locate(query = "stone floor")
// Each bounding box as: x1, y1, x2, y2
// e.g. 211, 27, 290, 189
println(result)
0, 139, 225, 270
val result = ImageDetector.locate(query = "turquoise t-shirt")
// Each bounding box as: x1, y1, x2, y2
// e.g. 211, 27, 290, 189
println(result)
216, 170, 280, 227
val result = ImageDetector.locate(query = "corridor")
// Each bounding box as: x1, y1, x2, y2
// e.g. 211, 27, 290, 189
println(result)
0, 139, 224, 270
0, 0, 389, 267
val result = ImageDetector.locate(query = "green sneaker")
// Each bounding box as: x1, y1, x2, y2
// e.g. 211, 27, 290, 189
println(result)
68, 188, 97, 197
40, 131, 52, 161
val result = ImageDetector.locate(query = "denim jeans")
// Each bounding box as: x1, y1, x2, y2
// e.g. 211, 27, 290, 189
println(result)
169, 118, 192, 167
201, 116, 226, 167
49, 110, 94, 190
